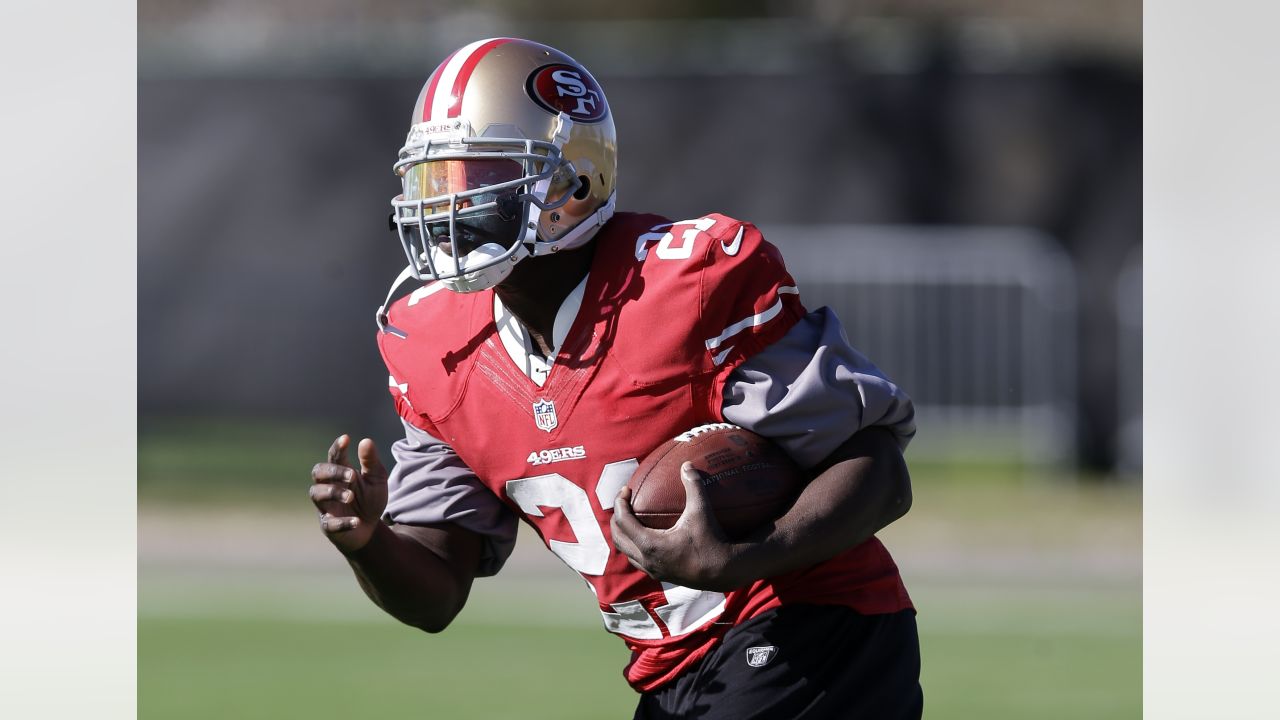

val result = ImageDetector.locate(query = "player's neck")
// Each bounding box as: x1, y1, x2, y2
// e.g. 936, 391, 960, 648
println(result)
495, 242, 596, 357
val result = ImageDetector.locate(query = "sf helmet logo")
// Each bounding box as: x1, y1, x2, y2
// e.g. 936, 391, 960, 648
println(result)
527, 64, 608, 123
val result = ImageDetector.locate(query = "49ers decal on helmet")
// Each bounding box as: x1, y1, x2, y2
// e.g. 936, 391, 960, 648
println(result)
526, 64, 609, 123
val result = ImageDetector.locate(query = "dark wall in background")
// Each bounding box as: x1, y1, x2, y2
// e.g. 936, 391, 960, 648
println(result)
139, 59, 1139, 467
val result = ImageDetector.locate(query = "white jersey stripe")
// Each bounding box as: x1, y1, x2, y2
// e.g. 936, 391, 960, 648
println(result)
429, 39, 491, 120
704, 286, 800, 353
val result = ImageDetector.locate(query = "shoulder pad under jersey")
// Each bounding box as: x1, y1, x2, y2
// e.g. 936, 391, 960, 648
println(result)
599, 212, 806, 385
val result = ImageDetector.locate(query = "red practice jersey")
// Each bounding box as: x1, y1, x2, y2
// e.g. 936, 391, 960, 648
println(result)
378, 212, 913, 692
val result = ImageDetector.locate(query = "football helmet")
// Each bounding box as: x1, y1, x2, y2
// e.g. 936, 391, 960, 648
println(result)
390, 38, 618, 293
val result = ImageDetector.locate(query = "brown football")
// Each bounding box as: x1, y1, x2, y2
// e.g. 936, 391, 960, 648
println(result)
626, 423, 806, 540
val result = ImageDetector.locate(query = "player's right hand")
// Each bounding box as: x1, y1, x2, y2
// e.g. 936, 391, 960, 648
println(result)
310, 434, 389, 554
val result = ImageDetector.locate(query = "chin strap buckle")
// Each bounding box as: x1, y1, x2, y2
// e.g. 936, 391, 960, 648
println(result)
551, 113, 574, 146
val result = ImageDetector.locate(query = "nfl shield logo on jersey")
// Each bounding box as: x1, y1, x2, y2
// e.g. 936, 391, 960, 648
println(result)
745, 646, 777, 668
533, 399, 558, 432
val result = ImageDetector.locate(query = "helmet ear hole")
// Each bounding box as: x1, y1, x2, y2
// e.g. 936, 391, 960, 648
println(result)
572, 175, 591, 200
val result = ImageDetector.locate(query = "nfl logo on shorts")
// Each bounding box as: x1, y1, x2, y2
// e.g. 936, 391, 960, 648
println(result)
745, 645, 777, 668
533, 399, 558, 432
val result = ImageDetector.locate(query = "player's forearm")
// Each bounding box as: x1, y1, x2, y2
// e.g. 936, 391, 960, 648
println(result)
727, 427, 912, 585
344, 522, 472, 633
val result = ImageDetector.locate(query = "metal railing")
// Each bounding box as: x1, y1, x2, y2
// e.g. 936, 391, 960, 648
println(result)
765, 224, 1078, 465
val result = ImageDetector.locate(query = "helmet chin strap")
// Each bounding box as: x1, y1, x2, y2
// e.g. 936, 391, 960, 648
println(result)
514, 113, 575, 255
376, 264, 418, 337
522, 113, 616, 255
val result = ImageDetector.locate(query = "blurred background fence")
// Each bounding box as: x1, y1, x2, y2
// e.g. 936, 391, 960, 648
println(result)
140, 0, 1140, 474
771, 225, 1077, 464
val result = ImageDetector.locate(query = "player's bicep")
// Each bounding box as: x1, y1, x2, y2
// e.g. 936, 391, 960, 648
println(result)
388, 521, 487, 587
721, 307, 916, 470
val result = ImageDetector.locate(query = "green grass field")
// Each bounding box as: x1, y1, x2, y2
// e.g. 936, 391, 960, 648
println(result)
139, 583, 1139, 719
139, 421, 1141, 718
140, 617, 636, 719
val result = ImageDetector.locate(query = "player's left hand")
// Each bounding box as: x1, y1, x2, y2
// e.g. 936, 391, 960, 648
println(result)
610, 461, 745, 592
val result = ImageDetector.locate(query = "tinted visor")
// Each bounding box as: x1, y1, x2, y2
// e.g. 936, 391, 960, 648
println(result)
400, 158, 528, 259
402, 158, 524, 204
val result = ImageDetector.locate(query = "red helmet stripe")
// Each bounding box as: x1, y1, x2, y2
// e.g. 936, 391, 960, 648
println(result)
446, 37, 514, 118
420, 50, 459, 122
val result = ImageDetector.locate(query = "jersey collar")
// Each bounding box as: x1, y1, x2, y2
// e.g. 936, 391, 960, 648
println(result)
493, 274, 589, 386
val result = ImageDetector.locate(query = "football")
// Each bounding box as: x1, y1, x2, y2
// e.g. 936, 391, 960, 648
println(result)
626, 423, 806, 540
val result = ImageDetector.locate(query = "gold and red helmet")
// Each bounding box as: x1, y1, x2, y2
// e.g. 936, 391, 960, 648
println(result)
390, 38, 618, 293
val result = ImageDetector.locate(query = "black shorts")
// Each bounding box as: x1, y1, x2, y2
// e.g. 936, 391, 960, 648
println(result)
633, 606, 922, 720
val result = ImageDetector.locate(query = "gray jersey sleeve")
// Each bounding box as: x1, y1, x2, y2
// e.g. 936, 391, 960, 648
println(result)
382, 419, 519, 577
721, 306, 916, 469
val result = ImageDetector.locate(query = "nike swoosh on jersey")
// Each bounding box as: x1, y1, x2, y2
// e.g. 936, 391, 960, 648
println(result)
721, 226, 745, 256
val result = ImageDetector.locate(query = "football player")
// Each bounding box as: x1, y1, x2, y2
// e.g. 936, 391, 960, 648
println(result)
310, 37, 923, 719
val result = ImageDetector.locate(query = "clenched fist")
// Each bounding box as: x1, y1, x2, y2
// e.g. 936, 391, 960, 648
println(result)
309, 434, 389, 554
